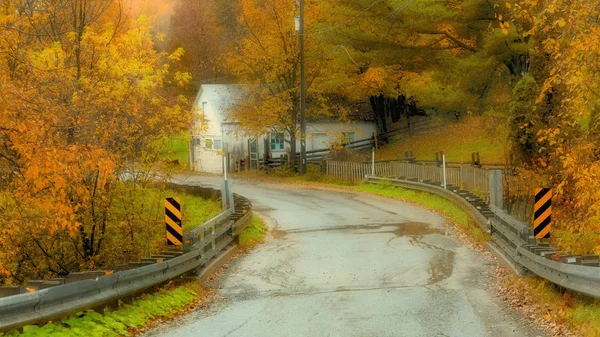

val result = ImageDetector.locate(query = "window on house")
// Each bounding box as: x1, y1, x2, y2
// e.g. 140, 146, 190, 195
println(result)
201, 137, 223, 151
271, 134, 285, 151
342, 132, 355, 144
201, 102, 207, 112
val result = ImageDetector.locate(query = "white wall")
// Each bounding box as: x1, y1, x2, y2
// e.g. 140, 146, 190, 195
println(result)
190, 87, 225, 174
265, 121, 376, 157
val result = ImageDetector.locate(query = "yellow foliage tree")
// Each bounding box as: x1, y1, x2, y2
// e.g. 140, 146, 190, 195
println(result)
0, 1, 191, 282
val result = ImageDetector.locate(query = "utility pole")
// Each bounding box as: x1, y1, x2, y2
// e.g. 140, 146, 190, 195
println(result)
298, 0, 307, 175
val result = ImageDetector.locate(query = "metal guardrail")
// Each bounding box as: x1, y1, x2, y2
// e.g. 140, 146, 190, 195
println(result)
0, 184, 253, 333
365, 176, 600, 299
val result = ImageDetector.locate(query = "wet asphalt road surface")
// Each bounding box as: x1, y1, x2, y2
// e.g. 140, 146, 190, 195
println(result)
144, 175, 547, 337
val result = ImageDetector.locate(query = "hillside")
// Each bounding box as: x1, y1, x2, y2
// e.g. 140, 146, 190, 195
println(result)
375, 116, 507, 164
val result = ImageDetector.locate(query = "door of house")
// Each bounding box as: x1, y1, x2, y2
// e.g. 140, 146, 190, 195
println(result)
249, 138, 259, 170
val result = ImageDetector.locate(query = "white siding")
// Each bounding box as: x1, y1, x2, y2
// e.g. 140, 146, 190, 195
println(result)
190, 87, 225, 174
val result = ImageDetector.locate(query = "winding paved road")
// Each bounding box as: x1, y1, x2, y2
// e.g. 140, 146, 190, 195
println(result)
145, 175, 546, 337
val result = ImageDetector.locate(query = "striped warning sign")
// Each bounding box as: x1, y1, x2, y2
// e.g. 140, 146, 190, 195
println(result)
534, 188, 552, 239
165, 197, 183, 246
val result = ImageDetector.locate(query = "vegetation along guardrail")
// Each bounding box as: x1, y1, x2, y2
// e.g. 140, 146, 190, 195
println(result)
364, 172, 600, 300
0, 181, 252, 333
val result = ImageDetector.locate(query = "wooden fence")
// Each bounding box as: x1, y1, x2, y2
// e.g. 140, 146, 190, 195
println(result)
325, 160, 490, 201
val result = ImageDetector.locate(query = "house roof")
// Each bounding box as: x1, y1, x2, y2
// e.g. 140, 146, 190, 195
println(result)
193, 84, 374, 124
193, 84, 246, 124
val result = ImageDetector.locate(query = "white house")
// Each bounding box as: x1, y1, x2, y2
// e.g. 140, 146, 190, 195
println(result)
189, 84, 376, 174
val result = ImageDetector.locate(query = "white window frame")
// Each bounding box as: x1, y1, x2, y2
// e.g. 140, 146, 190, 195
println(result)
201, 137, 223, 151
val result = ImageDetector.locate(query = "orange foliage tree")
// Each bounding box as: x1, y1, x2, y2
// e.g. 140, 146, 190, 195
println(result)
0, 0, 191, 283
503, 0, 600, 253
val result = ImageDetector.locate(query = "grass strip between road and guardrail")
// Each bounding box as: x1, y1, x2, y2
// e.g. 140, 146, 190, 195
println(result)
2, 215, 267, 337
238, 216, 268, 250
0, 281, 204, 337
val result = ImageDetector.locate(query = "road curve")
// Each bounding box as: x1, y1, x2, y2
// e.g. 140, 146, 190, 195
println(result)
145, 174, 546, 337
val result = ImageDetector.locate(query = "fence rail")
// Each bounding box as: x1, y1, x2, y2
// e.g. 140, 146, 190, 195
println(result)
326, 160, 490, 201
0, 183, 252, 333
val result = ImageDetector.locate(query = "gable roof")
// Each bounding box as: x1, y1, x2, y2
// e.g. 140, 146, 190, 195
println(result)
193, 84, 246, 124
193, 84, 375, 124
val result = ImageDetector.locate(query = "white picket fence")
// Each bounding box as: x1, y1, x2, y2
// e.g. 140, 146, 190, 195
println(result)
325, 160, 490, 200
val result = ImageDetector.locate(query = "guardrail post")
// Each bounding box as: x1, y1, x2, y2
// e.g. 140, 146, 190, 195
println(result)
221, 180, 234, 212
489, 169, 504, 209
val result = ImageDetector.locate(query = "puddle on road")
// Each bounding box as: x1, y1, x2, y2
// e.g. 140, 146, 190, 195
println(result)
391, 222, 455, 284
393, 222, 445, 238
271, 229, 287, 239
429, 250, 456, 284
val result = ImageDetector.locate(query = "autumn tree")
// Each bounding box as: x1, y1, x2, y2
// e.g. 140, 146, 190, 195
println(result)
319, 0, 529, 116
225, 0, 332, 163
169, 0, 236, 82
0, 0, 191, 283
494, 0, 600, 254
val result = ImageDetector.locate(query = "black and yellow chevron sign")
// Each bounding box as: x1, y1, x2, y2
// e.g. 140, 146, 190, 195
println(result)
534, 188, 552, 239
165, 197, 183, 246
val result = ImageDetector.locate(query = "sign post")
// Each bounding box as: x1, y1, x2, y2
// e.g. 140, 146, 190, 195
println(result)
165, 197, 183, 246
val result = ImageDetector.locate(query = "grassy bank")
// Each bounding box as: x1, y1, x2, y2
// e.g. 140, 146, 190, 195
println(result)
239, 215, 268, 250
160, 135, 189, 169
103, 184, 222, 264
376, 116, 507, 164
177, 192, 222, 232
1, 282, 206, 337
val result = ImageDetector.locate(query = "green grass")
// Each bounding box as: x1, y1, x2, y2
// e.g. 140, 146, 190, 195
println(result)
239, 215, 268, 250
353, 182, 490, 243
1, 282, 203, 337
376, 116, 507, 164
177, 193, 222, 232
160, 135, 189, 169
